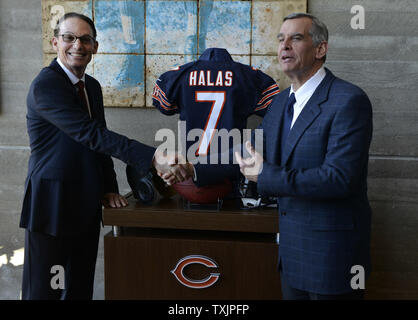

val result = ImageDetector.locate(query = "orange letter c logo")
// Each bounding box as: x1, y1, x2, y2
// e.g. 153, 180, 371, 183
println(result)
171, 255, 220, 289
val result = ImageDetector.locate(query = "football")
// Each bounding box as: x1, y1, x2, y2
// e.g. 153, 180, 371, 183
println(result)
172, 178, 233, 204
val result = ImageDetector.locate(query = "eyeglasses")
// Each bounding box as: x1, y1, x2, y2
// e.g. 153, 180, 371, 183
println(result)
59, 33, 96, 45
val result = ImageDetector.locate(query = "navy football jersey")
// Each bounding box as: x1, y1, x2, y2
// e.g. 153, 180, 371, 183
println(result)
152, 48, 279, 158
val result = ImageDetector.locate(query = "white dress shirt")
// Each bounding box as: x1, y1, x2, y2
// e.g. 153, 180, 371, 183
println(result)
289, 67, 326, 128
57, 58, 92, 118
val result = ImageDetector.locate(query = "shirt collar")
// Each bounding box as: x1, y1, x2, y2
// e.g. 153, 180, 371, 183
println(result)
289, 66, 326, 103
57, 57, 86, 85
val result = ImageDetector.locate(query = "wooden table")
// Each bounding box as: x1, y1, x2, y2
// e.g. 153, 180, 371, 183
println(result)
103, 194, 281, 300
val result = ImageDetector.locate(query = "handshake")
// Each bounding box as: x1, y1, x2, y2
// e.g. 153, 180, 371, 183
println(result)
152, 148, 195, 185
151, 141, 264, 186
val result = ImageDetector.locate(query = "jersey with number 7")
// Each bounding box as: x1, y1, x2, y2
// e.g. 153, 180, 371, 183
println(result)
152, 48, 280, 158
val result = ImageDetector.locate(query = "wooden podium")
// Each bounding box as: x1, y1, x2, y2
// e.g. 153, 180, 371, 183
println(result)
103, 194, 281, 300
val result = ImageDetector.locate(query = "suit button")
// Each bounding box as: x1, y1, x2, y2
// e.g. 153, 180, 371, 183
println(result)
281, 211, 287, 216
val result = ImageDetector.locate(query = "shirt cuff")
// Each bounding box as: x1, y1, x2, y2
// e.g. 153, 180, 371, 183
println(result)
192, 165, 197, 181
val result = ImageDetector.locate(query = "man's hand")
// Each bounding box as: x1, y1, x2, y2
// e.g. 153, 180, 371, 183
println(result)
103, 193, 128, 208
153, 148, 191, 184
157, 162, 195, 186
234, 141, 263, 183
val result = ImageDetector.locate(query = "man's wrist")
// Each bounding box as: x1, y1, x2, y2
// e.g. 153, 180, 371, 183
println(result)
187, 162, 197, 181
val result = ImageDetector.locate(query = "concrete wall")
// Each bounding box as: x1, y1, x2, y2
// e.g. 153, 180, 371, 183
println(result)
309, 0, 418, 298
0, 0, 40, 299
0, 0, 417, 299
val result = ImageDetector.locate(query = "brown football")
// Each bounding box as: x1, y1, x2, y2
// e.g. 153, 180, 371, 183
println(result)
172, 178, 233, 204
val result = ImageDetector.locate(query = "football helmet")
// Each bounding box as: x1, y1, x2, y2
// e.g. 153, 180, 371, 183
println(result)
126, 165, 176, 204
238, 177, 277, 209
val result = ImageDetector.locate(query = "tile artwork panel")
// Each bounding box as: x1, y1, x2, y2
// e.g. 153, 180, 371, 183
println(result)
42, 0, 307, 107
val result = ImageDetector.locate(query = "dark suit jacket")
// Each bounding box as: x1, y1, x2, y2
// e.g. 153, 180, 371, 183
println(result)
20, 59, 155, 236
257, 69, 373, 294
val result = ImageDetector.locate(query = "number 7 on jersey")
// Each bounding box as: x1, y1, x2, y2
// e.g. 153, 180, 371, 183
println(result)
195, 91, 226, 156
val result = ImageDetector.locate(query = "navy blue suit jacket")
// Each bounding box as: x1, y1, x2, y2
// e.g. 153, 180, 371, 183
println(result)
257, 69, 373, 294
20, 59, 155, 236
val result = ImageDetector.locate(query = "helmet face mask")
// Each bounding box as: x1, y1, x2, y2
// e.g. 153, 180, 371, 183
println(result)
238, 177, 277, 209
239, 178, 259, 198
241, 197, 262, 208
239, 178, 261, 209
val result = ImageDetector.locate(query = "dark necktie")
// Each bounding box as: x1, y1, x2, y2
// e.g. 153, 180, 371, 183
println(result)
75, 80, 90, 116
280, 93, 296, 161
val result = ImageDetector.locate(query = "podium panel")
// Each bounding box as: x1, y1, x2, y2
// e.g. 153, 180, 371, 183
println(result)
103, 195, 281, 300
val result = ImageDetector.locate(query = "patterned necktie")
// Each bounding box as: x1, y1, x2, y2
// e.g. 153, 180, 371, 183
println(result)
280, 93, 296, 162
282, 93, 296, 141
75, 80, 90, 115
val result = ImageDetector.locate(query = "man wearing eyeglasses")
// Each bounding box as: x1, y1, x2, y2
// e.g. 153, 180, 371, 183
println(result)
20, 12, 188, 300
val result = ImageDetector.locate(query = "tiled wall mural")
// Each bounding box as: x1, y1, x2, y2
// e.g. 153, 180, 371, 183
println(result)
42, 0, 306, 107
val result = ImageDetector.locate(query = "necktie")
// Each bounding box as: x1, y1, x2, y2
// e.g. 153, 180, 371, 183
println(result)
282, 93, 296, 141
280, 93, 296, 161
75, 80, 90, 116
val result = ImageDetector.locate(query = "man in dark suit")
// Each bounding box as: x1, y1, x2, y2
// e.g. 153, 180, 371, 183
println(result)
236, 13, 373, 299
20, 12, 186, 299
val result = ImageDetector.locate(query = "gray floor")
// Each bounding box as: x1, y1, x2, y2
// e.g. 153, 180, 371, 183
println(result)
0, 225, 111, 300
93, 226, 112, 300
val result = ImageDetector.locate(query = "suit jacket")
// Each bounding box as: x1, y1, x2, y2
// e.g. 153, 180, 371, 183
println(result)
257, 69, 373, 294
20, 59, 155, 236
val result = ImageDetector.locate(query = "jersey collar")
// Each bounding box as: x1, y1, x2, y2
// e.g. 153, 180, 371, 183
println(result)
199, 48, 233, 62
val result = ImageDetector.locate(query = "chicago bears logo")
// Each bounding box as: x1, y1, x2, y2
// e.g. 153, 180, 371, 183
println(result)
171, 255, 220, 289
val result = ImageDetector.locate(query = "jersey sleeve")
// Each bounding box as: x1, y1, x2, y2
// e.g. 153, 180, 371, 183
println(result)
152, 66, 183, 115
253, 69, 280, 116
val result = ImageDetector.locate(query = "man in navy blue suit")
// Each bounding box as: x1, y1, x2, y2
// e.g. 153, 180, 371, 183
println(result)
236, 13, 373, 299
20, 12, 187, 299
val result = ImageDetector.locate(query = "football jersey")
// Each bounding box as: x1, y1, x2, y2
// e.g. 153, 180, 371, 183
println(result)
152, 48, 280, 159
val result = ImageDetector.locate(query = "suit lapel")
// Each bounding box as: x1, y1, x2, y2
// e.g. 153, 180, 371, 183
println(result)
267, 89, 289, 164
281, 69, 336, 165
49, 58, 87, 113
48, 58, 75, 88
49, 58, 96, 118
